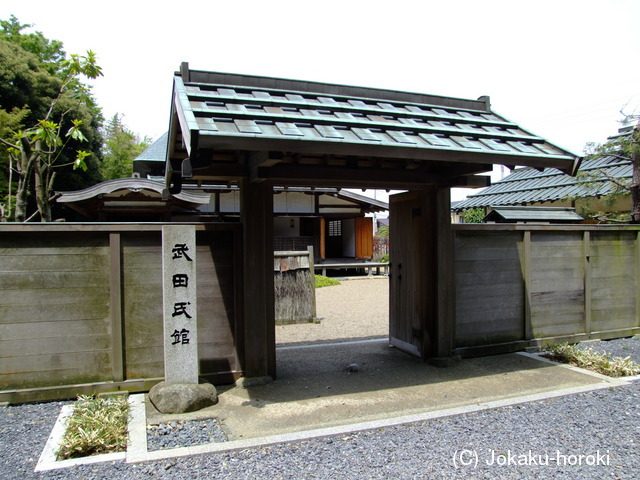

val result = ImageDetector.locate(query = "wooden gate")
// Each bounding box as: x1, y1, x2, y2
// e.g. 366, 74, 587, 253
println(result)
389, 192, 430, 357
389, 189, 454, 362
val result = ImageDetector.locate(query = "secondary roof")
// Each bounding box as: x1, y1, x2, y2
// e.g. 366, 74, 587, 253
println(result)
453, 155, 631, 210
165, 63, 580, 192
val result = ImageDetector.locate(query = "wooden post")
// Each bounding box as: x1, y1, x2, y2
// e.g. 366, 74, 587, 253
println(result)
636, 231, 640, 328
584, 231, 592, 335
240, 180, 275, 379
307, 245, 317, 321
522, 230, 533, 340
109, 233, 124, 382
434, 187, 454, 360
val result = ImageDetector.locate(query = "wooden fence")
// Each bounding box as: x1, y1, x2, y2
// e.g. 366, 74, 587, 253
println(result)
0, 224, 243, 403
453, 224, 640, 356
1, 223, 640, 402
273, 248, 316, 324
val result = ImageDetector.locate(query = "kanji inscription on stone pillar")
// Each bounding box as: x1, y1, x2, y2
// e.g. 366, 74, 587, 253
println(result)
162, 225, 198, 384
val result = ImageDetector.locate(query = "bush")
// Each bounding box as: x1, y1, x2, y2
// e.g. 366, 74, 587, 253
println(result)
315, 275, 340, 288
379, 254, 389, 263
57, 395, 129, 459
544, 343, 640, 377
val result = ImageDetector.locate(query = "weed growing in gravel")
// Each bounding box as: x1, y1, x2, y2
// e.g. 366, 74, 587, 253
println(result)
315, 275, 341, 288
57, 395, 129, 460
544, 343, 640, 377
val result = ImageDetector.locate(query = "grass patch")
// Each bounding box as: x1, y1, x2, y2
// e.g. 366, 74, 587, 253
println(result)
544, 343, 640, 377
315, 274, 340, 288
57, 395, 129, 460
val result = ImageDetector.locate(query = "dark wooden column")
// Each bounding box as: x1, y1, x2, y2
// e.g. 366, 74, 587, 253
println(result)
240, 179, 276, 379
433, 186, 455, 363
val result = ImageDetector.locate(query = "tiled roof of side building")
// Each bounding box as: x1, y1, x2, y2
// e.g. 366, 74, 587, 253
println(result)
453, 155, 632, 210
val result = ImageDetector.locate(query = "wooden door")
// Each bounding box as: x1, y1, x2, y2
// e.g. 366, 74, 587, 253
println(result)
389, 191, 432, 357
355, 217, 373, 259
389, 189, 454, 361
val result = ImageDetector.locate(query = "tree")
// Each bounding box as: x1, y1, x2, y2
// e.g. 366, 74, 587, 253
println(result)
461, 207, 485, 223
0, 17, 103, 221
101, 114, 151, 180
583, 116, 640, 224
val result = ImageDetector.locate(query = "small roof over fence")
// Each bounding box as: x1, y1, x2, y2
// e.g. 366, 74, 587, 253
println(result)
484, 206, 584, 223
165, 63, 581, 193
56, 178, 209, 219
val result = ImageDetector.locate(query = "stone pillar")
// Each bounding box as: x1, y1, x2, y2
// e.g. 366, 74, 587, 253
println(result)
162, 225, 199, 384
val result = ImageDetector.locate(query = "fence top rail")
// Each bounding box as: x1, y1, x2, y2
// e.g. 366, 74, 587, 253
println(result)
0, 222, 241, 233
453, 223, 640, 233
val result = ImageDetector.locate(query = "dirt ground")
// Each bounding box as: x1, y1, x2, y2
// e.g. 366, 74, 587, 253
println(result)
275, 277, 389, 346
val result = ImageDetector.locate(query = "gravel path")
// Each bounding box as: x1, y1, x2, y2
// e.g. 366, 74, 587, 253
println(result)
276, 277, 389, 346
2, 278, 639, 479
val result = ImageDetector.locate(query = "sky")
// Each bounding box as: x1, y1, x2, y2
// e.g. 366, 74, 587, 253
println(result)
2, 1, 639, 202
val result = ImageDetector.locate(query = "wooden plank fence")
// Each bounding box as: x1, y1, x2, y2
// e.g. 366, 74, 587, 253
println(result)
453, 224, 640, 357
0, 224, 243, 403
1, 223, 640, 402
273, 248, 316, 325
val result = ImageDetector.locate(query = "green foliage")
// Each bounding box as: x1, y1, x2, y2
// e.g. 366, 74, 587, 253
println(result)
100, 114, 151, 180
0, 15, 104, 221
580, 118, 640, 223
376, 225, 389, 237
544, 342, 640, 377
379, 254, 389, 263
461, 207, 485, 223
315, 274, 341, 288
0, 15, 65, 75
57, 395, 129, 460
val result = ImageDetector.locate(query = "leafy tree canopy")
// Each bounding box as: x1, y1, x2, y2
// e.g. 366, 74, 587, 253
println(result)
461, 207, 485, 223
101, 114, 151, 180
0, 16, 104, 221
582, 117, 640, 223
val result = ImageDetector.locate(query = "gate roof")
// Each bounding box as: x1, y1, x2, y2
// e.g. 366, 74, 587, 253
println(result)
166, 63, 580, 192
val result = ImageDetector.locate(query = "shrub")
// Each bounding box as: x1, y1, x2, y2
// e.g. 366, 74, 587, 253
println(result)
57, 395, 129, 459
544, 343, 640, 377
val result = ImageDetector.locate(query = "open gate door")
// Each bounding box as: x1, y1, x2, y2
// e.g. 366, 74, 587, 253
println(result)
389, 189, 454, 362
389, 191, 430, 357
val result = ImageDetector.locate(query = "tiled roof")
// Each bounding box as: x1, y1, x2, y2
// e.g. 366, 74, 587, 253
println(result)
484, 206, 584, 222
135, 132, 168, 162
453, 155, 632, 210
166, 64, 580, 191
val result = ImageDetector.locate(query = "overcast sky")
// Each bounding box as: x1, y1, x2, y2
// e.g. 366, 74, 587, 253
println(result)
2, 1, 639, 201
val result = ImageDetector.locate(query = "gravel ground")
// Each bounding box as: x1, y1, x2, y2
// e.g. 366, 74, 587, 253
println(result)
1, 278, 639, 479
147, 419, 227, 451
276, 277, 389, 346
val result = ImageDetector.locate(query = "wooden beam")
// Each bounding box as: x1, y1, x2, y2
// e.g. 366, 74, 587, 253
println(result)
249, 151, 281, 182
255, 164, 446, 189
450, 175, 491, 188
